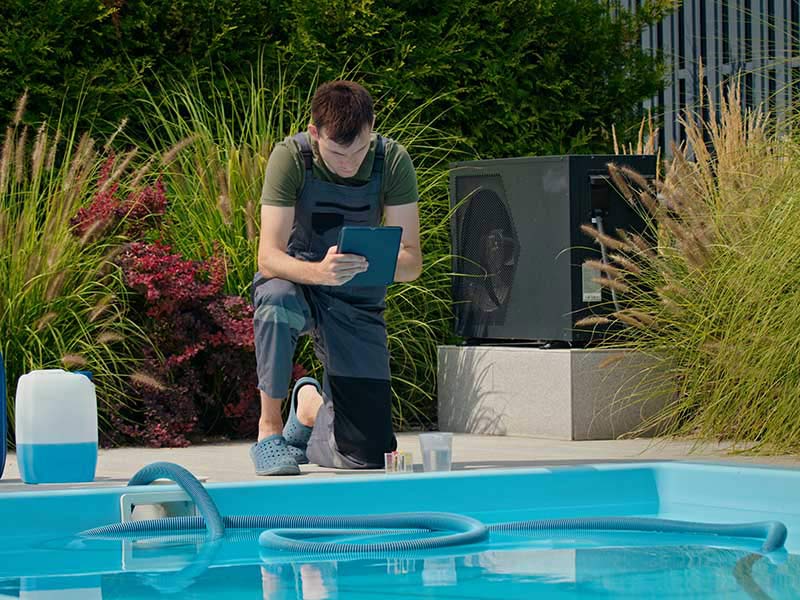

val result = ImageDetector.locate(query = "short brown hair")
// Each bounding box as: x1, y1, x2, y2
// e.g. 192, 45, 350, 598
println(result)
311, 80, 374, 145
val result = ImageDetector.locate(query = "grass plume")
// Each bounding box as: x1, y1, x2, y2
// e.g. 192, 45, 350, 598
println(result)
590, 77, 800, 453
0, 96, 147, 443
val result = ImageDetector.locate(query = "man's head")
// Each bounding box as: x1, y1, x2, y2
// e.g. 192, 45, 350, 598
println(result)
308, 80, 375, 178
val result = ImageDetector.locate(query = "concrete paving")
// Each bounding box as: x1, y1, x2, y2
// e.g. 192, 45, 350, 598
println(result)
2, 433, 799, 493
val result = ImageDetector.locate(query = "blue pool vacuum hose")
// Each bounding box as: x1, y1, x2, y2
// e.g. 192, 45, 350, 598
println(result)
81, 462, 788, 555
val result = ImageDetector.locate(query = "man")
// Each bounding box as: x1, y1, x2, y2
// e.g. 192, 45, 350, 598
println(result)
251, 80, 422, 475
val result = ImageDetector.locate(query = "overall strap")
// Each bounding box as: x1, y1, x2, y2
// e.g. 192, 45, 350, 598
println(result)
292, 132, 314, 172
371, 135, 385, 177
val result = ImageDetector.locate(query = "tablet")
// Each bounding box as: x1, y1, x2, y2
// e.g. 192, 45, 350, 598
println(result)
337, 226, 403, 287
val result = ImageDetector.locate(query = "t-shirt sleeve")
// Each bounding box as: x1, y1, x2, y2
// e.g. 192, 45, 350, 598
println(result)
260, 142, 303, 207
383, 142, 419, 206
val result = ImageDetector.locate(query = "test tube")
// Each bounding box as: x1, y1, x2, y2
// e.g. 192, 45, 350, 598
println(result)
398, 451, 414, 473
384, 451, 414, 474
384, 451, 398, 474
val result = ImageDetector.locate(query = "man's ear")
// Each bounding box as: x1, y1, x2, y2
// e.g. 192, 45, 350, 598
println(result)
308, 123, 320, 141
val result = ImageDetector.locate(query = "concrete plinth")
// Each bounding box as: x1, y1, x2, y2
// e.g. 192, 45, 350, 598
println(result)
437, 345, 673, 440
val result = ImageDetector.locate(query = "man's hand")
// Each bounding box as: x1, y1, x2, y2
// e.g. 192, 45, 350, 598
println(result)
314, 245, 368, 286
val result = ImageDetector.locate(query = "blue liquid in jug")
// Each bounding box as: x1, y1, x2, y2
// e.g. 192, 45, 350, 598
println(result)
17, 442, 97, 483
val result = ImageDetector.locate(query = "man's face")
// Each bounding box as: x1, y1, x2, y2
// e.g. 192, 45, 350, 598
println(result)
309, 124, 372, 178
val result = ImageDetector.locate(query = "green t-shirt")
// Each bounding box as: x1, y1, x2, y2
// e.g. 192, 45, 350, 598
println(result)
260, 132, 419, 208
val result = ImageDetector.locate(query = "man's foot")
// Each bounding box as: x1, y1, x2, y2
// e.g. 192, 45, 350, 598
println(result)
296, 382, 323, 426
283, 377, 322, 465
250, 434, 301, 476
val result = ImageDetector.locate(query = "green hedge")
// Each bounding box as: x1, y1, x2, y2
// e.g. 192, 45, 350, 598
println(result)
0, 1, 281, 127
279, 0, 672, 157
1, 0, 671, 156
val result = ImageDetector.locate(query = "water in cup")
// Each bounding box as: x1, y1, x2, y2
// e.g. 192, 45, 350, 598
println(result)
419, 432, 453, 472
422, 447, 452, 472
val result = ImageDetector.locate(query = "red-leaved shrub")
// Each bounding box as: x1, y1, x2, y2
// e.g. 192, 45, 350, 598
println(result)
74, 157, 306, 446
71, 156, 167, 240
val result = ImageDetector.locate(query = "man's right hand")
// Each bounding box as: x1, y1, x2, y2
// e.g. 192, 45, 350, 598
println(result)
314, 245, 369, 286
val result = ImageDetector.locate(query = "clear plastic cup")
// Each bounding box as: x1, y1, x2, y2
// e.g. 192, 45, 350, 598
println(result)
419, 432, 453, 472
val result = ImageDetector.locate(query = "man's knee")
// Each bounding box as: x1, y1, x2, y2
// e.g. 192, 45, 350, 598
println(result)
331, 376, 394, 466
252, 278, 308, 332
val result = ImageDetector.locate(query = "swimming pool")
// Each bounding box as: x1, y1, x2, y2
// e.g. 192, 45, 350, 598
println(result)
0, 461, 798, 598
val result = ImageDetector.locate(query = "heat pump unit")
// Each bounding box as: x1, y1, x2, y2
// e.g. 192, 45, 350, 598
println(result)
450, 154, 656, 344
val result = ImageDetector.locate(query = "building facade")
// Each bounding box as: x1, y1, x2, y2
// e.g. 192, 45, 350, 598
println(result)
621, 0, 799, 151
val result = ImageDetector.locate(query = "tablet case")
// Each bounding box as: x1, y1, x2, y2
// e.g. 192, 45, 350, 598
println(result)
337, 226, 403, 286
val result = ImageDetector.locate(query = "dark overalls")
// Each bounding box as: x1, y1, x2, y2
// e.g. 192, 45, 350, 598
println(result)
252, 133, 396, 469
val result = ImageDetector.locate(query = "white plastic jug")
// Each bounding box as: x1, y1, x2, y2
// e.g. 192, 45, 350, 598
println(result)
15, 369, 98, 484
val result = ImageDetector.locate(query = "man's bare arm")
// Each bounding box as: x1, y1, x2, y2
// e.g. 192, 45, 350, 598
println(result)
384, 202, 422, 282
258, 205, 367, 285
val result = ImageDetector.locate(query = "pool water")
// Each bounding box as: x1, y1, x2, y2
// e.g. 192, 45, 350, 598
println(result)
1, 462, 799, 599
2, 549, 798, 599
1, 529, 797, 599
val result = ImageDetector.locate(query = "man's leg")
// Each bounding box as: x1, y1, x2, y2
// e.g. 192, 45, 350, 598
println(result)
258, 390, 285, 440
251, 276, 313, 474
305, 292, 396, 469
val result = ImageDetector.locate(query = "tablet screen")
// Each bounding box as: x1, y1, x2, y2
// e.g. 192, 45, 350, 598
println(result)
337, 226, 403, 287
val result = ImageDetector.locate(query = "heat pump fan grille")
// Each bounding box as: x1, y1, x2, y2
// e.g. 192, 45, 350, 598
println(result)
455, 177, 519, 317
